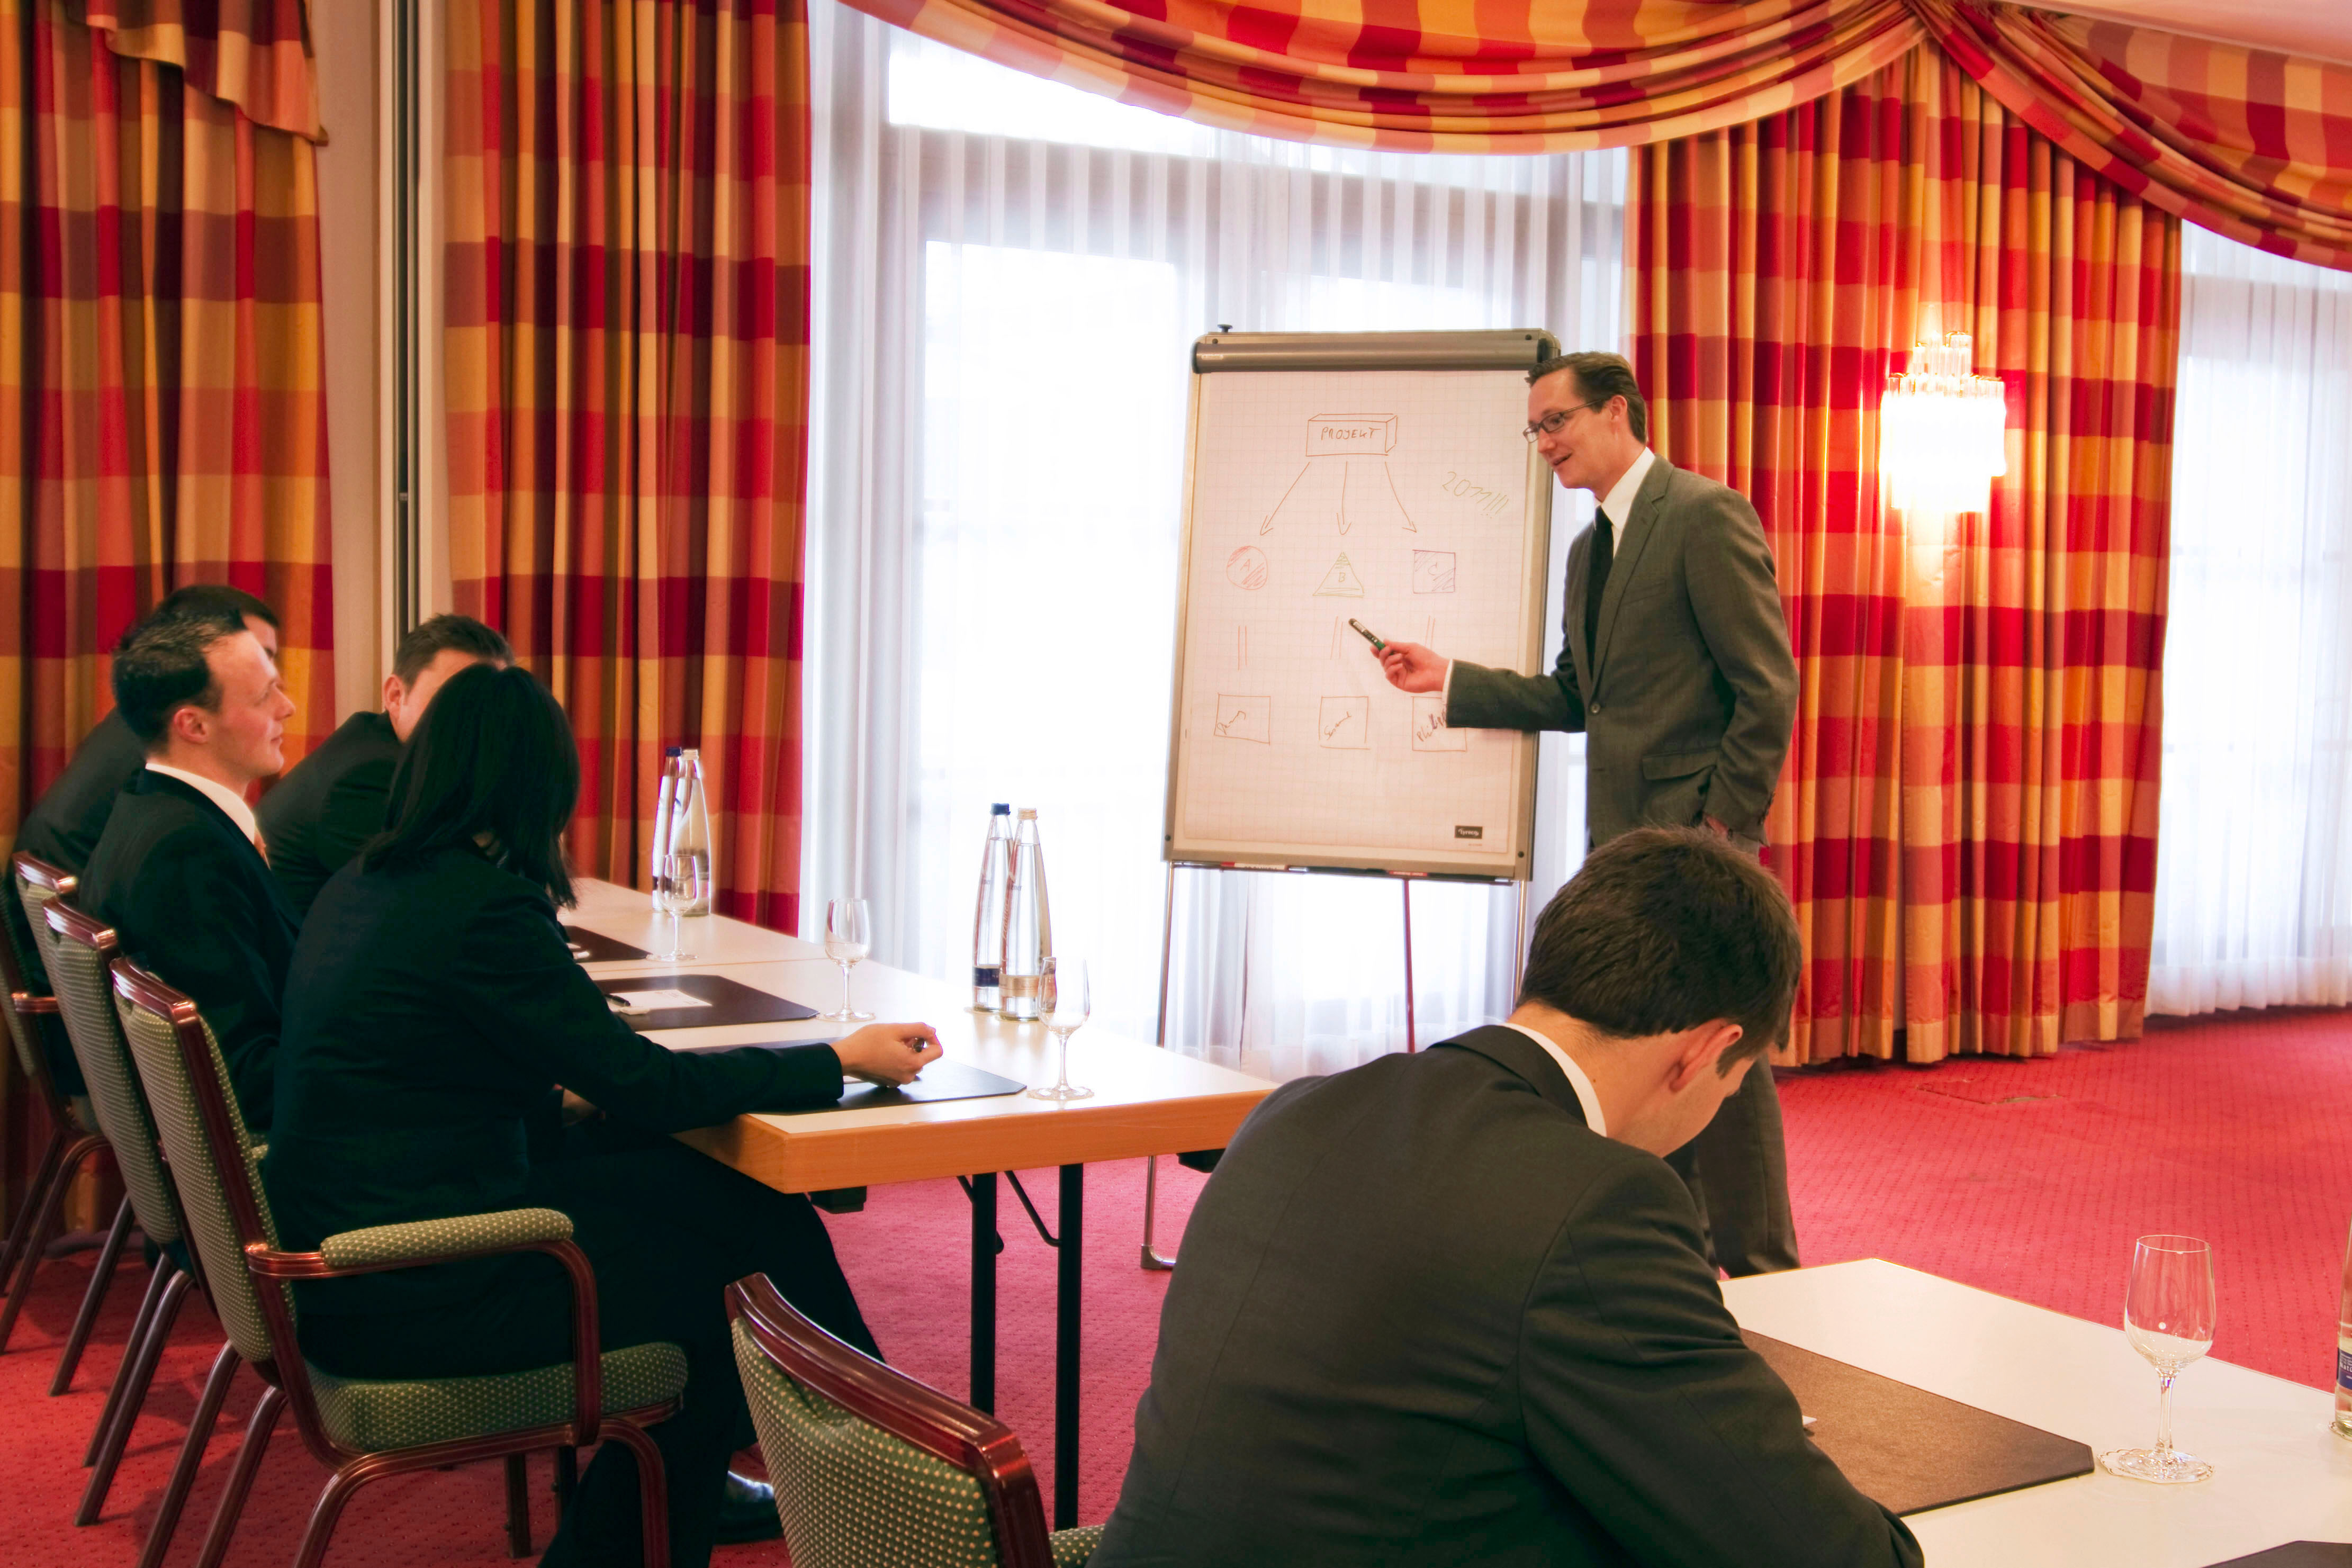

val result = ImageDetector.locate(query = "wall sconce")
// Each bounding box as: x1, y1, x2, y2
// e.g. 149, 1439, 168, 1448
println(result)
1880, 334, 2007, 516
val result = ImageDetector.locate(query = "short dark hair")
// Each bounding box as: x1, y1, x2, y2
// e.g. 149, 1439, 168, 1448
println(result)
1529, 350, 1648, 443
392, 614, 513, 684
364, 663, 579, 906
112, 616, 242, 747
1519, 827, 1800, 1069
152, 583, 279, 633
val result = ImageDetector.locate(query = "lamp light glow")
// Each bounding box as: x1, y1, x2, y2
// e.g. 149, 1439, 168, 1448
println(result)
1880, 334, 2007, 516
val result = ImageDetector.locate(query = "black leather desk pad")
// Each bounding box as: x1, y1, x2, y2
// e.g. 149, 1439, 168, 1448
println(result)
596, 972, 817, 1030
564, 925, 651, 963
668, 1050, 1027, 1109
1744, 1330, 2095, 1516
2204, 1548, 2352, 1567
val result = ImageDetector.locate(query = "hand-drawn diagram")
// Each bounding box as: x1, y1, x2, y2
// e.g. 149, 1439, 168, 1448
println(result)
1412, 695, 1466, 752
1261, 413, 1419, 536
1214, 696, 1272, 744
1225, 545, 1269, 590
1411, 550, 1456, 594
1313, 553, 1366, 598
1236, 626, 1249, 669
1318, 697, 1371, 749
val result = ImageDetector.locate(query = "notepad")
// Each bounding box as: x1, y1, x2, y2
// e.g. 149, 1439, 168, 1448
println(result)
606, 989, 710, 1014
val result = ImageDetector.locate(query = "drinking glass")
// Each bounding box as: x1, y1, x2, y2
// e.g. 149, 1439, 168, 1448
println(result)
1027, 956, 1093, 1102
652, 853, 706, 963
821, 898, 875, 1022
2099, 1233, 2218, 1483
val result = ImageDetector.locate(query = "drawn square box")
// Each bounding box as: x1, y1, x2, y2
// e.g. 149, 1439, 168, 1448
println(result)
1213, 695, 1273, 744
1412, 695, 1466, 752
1318, 696, 1371, 750
1305, 414, 1396, 456
1411, 550, 1456, 594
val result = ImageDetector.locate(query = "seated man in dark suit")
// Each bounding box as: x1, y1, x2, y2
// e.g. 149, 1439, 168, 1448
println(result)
258, 614, 511, 916
1091, 828, 1921, 1568
79, 612, 302, 1130
7, 585, 279, 1095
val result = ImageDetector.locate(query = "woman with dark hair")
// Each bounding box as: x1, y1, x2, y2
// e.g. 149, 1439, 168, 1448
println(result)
265, 664, 939, 1568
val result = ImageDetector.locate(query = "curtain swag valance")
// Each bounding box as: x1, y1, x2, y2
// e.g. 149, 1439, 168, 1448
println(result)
76, 0, 322, 141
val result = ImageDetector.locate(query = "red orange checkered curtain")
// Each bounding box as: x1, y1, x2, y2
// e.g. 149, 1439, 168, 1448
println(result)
445, 0, 812, 929
1634, 46, 2178, 1064
0, 0, 334, 842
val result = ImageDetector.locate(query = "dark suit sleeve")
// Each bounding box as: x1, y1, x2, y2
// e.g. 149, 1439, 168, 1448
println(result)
283, 755, 396, 912
1444, 536, 1589, 734
1683, 489, 1797, 837
1520, 1157, 1921, 1568
450, 883, 843, 1130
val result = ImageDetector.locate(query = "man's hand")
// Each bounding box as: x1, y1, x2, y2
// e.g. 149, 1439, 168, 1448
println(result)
833, 1022, 942, 1085
1377, 641, 1447, 693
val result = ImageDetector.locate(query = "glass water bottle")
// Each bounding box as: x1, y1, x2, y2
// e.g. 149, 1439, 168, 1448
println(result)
971, 804, 1013, 1012
998, 808, 1052, 1021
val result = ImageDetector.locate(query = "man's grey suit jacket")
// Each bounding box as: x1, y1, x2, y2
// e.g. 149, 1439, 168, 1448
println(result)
1447, 454, 1797, 844
1088, 1025, 1920, 1568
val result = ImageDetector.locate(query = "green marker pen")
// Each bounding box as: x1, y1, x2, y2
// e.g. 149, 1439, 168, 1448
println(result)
1348, 618, 1387, 652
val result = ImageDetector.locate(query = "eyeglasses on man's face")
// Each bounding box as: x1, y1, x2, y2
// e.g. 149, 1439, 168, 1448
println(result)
1522, 402, 1607, 443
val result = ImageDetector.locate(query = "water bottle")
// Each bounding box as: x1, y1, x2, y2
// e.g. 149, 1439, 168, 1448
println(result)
666, 748, 714, 916
649, 747, 682, 907
998, 808, 1051, 1021
971, 804, 1013, 1012
2335, 1218, 2352, 1439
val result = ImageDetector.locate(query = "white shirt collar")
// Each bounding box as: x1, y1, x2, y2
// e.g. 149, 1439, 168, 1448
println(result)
1598, 445, 1656, 533
144, 762, 260, 846
1502, 1021, 1607, 1136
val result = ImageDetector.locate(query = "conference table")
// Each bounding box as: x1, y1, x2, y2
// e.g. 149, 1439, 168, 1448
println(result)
563, 878, 1275, 1527
1724, 1259, 2352, 1565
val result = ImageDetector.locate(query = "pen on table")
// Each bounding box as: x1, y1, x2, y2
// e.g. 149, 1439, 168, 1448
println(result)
1348, 619, 1387, 652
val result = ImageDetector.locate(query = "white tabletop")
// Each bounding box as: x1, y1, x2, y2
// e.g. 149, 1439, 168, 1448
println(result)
1723, 1259, 2352, 1566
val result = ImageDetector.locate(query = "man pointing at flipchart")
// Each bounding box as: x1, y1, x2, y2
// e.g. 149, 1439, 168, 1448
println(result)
1378, 349, 1801, 1276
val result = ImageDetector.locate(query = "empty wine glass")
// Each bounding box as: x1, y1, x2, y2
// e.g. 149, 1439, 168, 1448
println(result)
2099, 1233, 2217, 1484
1027, 956, 1093, 1103
821, 898, 875, 1022
652, 853, 706, 963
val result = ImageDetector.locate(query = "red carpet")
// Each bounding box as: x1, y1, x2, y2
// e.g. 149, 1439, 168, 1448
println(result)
0, 1005, 2343, 1565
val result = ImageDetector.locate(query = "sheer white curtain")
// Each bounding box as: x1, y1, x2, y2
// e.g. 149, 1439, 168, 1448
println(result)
803, 0, 1623, 1075
2148, 227, 2352, 1015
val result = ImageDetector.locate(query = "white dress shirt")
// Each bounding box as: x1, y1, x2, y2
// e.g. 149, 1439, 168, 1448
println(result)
1501, 1020, 1607, 1136
145, 761, 260, 846
1441, 446, 1657, 705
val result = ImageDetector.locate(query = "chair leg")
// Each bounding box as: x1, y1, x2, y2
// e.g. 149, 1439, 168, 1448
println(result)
0, 1127, 68, 1287
604, 1420, 672, 1568
193, 1383, 284, 1568
291, 1455, 377, 1568
0, 1133, 96, 1353
85, 1256, 177, 1466
504, 1452, 532, 1557
77, 1267, 192, 1524
50, 1194, 134, 1394
135, 1341, 240, 1568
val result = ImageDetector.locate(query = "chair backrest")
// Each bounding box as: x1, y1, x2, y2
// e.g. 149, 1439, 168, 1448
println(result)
41, 900, 187, 1250
111, 959, 282, 1369
726, 1274, 1057, 1568
6, 854, 73, 1104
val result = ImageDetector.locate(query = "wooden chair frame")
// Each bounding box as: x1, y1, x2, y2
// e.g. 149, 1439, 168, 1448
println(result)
111, 957, 681, 1568
1, 855, 125, 1375
728, 1272, 1061, 1568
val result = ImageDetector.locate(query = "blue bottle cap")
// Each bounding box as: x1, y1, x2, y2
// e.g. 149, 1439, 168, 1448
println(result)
992, 803, 1011, 814
665, 746, 682, 757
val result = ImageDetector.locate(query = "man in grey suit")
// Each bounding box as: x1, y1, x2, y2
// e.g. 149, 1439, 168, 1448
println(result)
1089, 830, 1917, 1568
1378, 350, 1800, 1276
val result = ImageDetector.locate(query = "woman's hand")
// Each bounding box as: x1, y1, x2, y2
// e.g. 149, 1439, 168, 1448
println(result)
834, 1021, 943, 1085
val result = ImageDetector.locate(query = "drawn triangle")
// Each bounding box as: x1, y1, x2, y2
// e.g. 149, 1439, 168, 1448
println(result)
1313, 552, 1366, 598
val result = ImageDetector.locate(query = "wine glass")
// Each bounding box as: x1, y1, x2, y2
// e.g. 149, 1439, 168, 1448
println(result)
821, 898, 875, 1022
652, 853, 706, 963
2099, 1233, 2218, 1484
1027, 956, 1093, 1103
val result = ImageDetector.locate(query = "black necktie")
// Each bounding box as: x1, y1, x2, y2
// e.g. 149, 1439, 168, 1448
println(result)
1584, 506, 1615, 670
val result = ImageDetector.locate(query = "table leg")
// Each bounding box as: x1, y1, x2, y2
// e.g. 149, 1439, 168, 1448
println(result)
1055, 1163, 1083, 1530
970, 1173, 997, 1413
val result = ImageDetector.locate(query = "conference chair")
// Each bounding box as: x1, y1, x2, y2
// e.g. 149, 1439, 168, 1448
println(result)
110, 956, 685, 1568
41, 896, 227, 1559
3, 856, 131, 1385
727, 1272, 1104, 1568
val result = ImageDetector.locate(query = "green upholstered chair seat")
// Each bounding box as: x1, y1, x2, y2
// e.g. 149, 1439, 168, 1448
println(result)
1049, 1525, 1102, 1566
308, 1337, 689, 1453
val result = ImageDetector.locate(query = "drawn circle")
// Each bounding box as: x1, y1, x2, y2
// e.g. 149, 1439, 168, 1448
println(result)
1225, 546, 1269, 591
